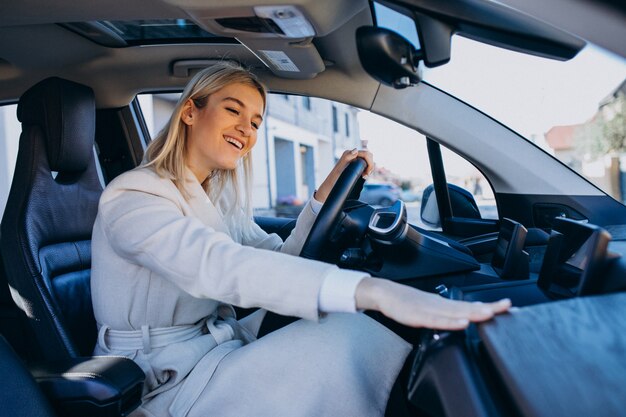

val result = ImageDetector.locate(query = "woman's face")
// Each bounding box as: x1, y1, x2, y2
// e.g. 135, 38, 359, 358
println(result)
183, 82, 264, 181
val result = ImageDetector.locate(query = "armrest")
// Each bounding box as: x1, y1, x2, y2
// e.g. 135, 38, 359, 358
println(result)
30, 356, 145, 417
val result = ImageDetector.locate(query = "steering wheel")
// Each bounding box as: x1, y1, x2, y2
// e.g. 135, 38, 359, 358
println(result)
300, 158, 367, 260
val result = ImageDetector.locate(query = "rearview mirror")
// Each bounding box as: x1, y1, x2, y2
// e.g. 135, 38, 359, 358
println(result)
356, 26, 422, 89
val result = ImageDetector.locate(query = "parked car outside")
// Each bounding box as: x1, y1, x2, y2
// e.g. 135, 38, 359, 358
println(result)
361, 183, 401, 206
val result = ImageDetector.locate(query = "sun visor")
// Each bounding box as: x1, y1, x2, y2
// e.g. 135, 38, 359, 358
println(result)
236, 37, 324, 79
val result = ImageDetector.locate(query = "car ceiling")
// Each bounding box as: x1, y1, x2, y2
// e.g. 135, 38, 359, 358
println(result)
498, 0, 626, 58
0, 0, 592, 110
0, 0, 381, 108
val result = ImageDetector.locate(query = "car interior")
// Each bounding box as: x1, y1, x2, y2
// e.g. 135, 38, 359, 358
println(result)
1, 0, 625, 416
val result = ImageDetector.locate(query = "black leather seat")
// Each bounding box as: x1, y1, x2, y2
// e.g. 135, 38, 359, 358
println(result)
0, 77, 103, 361
0, 334, 57, 417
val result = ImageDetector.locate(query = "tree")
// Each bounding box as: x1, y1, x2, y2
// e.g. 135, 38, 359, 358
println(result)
575, 95, 626, 158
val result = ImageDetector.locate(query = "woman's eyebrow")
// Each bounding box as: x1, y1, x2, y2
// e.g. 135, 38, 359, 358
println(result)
222, 96, 263, 121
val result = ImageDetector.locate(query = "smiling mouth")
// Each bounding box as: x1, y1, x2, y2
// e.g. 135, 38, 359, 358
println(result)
224, 135, 244, 150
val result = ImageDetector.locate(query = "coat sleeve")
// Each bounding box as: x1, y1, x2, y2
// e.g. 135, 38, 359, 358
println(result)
98, 187, 336, 321
238, 199, 320, 256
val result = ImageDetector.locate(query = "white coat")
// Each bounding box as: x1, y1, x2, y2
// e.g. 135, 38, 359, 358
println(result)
91, 166, 411, 417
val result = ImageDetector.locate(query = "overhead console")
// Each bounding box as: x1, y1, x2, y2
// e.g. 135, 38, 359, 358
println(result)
163, 0, 369, 79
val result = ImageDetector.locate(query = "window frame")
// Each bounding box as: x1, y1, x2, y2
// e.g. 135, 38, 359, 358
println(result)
426, 137, 500, 237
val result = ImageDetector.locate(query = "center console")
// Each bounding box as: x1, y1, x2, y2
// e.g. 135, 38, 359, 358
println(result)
451, 217, 616, 307
406, 217, 623, 417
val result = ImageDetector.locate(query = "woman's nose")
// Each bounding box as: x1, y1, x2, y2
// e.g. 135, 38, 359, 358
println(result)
236, 122, 252, 136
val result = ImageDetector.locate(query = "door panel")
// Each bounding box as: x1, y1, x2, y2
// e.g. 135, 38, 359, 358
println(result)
254, 216, 296, 241
497, 193, 626, 228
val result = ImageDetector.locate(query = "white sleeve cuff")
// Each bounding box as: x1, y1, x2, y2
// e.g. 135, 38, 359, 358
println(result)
318, 269, 368, 313
309, 195, 323, 215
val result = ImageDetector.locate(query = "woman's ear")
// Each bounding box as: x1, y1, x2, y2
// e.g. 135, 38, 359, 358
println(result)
181, 99, 195, 126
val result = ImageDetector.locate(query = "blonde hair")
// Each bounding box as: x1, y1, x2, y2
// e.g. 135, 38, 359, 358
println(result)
144, 62, 267, 239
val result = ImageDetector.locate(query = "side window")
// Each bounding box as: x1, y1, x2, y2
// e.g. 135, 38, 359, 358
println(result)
440, 144, 498, 220
136, 93, 498, 231
257, 95, 364, 217
137, 93, 440, 227
0, 103, 20, 219
357, 109, 436, 230
137, 93, 180, 138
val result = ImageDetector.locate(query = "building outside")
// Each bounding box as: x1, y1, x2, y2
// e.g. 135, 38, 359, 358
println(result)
258, 94, 361, 214
544, 124, 584, 172
544, 78, 626, 203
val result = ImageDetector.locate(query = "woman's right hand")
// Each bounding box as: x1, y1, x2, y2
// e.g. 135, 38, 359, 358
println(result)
355, 277, 511, 330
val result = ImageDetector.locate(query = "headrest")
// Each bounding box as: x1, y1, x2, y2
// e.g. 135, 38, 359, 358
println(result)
17, 77, 95, 172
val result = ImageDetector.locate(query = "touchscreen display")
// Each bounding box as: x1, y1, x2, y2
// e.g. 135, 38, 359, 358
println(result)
537, 218, 611, 296
491, 218, 528, 279
491, 230, 511, 270
565, 235, 594, 270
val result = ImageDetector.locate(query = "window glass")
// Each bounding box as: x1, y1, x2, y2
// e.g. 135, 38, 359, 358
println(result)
357, 110, 437, 230
440, 145, 498, 220
67, 19, 224, 46
138, 93, 179, 138
0, 103, 20, 218
101, 19, 217, 42
424, 36, 626, 204
141, 93, 511, 232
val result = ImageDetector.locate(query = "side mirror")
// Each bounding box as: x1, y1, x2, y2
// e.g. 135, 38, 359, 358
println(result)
356, 26, 422, 89
420, 183, 481, 227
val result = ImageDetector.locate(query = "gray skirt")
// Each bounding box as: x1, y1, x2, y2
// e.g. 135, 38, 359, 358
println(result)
132, 313, 412, 417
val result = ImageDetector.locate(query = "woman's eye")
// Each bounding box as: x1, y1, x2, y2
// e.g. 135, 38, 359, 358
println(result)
226, 107, 240, 115
251, 122, 259, 130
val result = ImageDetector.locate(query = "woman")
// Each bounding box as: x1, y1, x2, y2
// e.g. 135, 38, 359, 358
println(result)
91, 62, 510, 417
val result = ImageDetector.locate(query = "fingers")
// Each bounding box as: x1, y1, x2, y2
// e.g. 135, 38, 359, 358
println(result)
404, 313, 471, 330
488, 298, 512, 314
398, 298, 510, 330
426, 296, 512, 323
357, 150, 375, 177
360, 277, 511, 332
464, 299, 512, 322
414, 301, 510, 330
341, 148, 358, 161
340, 148, 375, 178
377, 282, 511, 331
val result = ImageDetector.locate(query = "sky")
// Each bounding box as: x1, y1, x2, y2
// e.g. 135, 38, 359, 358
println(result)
358, 36, 626, 182
423, 37, 626, 139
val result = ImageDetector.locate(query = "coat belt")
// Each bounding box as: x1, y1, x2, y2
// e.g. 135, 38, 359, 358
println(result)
97, 319, 210, 354
96, 305, 255, 355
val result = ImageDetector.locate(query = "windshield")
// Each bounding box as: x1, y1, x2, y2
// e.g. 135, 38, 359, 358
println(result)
423, 35, 626, 203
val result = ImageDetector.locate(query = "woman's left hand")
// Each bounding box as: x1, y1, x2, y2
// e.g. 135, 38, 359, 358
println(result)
314, 148, 374, 203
